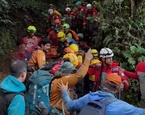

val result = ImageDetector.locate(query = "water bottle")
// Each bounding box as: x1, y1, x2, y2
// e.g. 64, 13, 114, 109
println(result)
38, 101, 48, 115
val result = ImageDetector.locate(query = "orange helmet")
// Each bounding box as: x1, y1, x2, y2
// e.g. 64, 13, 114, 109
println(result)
54, 19, 61, 24
63, 47, 75, 54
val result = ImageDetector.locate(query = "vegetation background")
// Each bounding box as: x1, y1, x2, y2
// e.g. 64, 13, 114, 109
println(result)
1, 0, 145, 106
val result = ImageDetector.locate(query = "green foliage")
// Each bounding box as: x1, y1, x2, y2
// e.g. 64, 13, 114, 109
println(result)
92, 0, 145, 105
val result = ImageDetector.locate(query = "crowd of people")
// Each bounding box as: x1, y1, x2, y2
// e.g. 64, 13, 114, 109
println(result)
0, 1, 145, 115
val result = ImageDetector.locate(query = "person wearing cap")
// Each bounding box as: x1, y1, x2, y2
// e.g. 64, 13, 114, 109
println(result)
50, 49, 93, 115
58, 73, 145, 115
123, 62, 145, 108
88, 48, 130, 93
0, 60, 27, 115
28, 39, 51, 71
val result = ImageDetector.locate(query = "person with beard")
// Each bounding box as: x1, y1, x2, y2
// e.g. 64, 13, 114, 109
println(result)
28, 39, 51, 71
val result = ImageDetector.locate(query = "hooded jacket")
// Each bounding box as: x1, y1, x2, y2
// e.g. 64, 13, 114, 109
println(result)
62, 90, 145, 115
0, 75, 26, 115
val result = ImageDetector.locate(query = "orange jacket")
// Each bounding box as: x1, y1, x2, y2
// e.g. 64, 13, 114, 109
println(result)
50, 58, 90, 111
28, 50, 46, 71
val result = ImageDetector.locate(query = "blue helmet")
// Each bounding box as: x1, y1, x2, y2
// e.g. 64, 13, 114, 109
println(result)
76, 1, 82, 6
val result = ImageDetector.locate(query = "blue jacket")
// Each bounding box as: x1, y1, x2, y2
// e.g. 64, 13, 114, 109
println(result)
62, 90, 145, 115
0, 75, 26, 115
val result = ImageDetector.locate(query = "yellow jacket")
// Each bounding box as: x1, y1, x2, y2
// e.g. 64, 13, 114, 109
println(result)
28, 50, 46, 71
50, 59, 90, 112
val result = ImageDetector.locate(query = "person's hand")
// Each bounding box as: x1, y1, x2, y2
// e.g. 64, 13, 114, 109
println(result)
57, 80, 68, 92
85, 49, 93, 61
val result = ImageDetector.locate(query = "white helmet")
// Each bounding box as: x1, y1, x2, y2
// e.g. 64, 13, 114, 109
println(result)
100, 48, 114, 58
86, 3, 92, 9
65, 7, 71, 12
48, 9, 53, 14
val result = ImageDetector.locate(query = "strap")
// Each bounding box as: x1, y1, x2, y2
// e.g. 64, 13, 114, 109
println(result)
102, 97, 118, 105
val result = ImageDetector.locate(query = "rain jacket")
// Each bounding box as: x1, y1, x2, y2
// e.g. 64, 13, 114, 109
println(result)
0, 75, 26, 115
50, 58, 90, 112
62, 90, 145, 115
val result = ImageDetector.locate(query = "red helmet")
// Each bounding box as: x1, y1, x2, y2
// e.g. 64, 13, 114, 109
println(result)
50, 64, 61, 74
54, 19, 61, 24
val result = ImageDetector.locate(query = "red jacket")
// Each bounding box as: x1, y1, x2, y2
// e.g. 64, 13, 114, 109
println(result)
47, 30, 58, 46
83, 9, 98, 24
124, 62, 145, 80
88, 61, 130, 91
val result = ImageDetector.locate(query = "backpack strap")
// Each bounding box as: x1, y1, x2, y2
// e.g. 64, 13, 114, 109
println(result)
102, 97, 118, 106
0, 90, 24, 114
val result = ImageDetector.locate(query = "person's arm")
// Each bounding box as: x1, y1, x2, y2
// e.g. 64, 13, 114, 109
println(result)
123, 70, 138, 80
36, 50, 46, 68
62, 90, 90, 112
8, 94, 25, 115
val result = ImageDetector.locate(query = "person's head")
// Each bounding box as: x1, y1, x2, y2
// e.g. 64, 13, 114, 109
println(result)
27, 25, 37, 37
99, 48, 114, 65
39, 39, 51, 53
91, 49, 98, 58
59, 62, 76, 75
86, 3, 92, 11
63, 47, 75, 55
92, 1, 97, 8
102, 73, 123, 94
10, 60, 27, 82
76, 1, 82, 9
49, 4, 54, 9
48, 8, 54, 15
57, 31, 66, 42
69, 44, 79, 53
62, 23, 70, 33
54, 19, 61, 25
65, 7, 71, 14
63, 53, 79, 67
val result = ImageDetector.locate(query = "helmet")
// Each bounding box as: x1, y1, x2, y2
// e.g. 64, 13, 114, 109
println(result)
90, 59, 100, 65
54, 19, 61, 24
69, 44, 79, 53
64, 47, 75, 54
57, 31, 65, 41
86, 3, 92, 9
48, 9, 53, 14
63, 53, 78, 67
92, 1, 97, 5
91, 49, 98, 57
76, 1, 82, 6
65, 7, 71, 12
100, 48, 114, 58
62, 23, 70, 29
27, 25, 36, 33
77, 33, 84, 39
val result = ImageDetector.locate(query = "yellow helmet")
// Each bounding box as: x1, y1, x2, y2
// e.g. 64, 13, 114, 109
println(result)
90, 59, 100, 65
57, 31, 66, 41
91, 49, 98, 57
63, 53, 78, 67
69, 44, 79, 53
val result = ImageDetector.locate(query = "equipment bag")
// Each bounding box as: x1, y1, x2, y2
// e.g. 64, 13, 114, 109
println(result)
79, 97, 118, 115
27, 70, 52, 115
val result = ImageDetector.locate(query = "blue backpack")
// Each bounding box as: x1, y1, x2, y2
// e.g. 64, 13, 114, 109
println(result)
27, 70, 53, 115
79, 97, 118, 115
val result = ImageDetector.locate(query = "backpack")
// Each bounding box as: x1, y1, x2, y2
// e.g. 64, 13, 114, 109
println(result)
69, 30, 79, 41
79, 97, 118, 115
0, 90, 24, 115
27, 70, 53, 115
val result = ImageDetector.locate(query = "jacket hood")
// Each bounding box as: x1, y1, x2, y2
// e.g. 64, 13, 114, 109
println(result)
88, 91, 116, 102
0, 75, 26, 93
